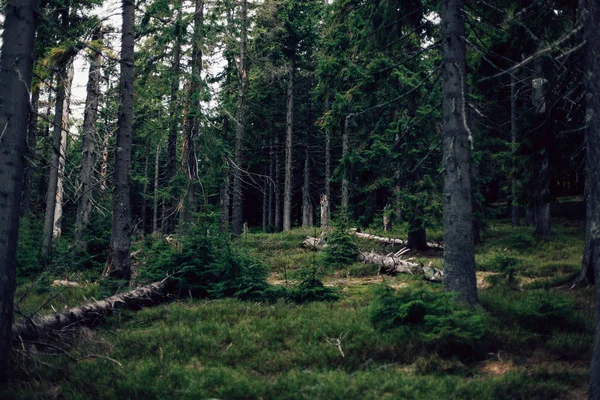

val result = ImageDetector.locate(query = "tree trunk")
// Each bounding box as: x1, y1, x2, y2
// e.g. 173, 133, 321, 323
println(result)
231, 0, 248, 237
302, 140, 312, 227
268, 135, 275, 230
53, 61, 75, 239
104, 0, 135, 281
0, 0, 38, 381
322, 99, 331, 228
408, 226, 428, 251
262, 174, 268, 231
342, 115, 350, 210
440, 0, 478, 306
181, 0, 204, 228
580, 0, 600, 397
75, 30, 103, 246
531, 55, 551, 237
42, 58, 73, 259
163, 8, 182, 234
152, 144, 160, 234
21, 83, 40, 216
275, 131, 282, 231
141, 145, 150, 235
283, 57, 295, 231
510, 72, 520, 227
220, 174, 230, 233
383, 204, 392, 232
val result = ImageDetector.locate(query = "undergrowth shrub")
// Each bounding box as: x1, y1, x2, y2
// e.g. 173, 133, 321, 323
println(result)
370, 285, 485, 359
502, 232, 536, 251
322, 212, 359, 268
140, 227, 337, 303
484, 251, 522, 288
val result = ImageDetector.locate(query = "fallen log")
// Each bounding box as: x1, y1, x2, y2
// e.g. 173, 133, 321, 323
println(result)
301, 232, 327, 250
350, 228, 444, 250
12, 279, 169, 340
358, 248, 444, 282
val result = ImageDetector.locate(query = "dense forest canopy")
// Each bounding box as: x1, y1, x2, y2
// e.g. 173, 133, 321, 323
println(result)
1, 0, 600, 397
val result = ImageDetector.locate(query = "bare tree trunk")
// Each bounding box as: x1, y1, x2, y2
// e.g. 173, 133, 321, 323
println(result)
153, 144, 160, 234
441, 0, 478, 306
42, 58, 73, 259
302, 140, 312, 227
220, 173, 230, 233
342, 115, 350, 210
268, 135, 275, 229
531, 55, 551, 237
104, 0, 135, 281
0, 0, 38, 381
21, 83, 40, 216
141, 145, 150, 235
580, 1, 600, 396
163, 8, 182, 234
383, 204, 392, 232
231, 0, 248, 237
275, 131, 282, 231
283, 57, 295, 231
510, 72, 520, 227
322, 98, 331, 228
262, 173, 268, 231
75, 30, 103, 246
181, 0, 204, 228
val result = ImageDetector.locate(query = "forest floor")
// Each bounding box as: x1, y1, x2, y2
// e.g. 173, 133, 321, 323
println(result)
2, 219, 593, 399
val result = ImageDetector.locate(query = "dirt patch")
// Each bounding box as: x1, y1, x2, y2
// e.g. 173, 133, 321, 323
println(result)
476, 272, 499, 290
478, 360, 515, 375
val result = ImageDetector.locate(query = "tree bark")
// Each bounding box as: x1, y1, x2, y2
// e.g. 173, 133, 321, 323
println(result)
75, 30, 103, 246
531, 55, 551, 237
510, 72, 520, 227
0, 0, 38, 381
21, 83, 40, 216
302, 139, 312, 227
283, 57, 295, 231
220, 173, 230, 233
342, 115, 350, 210
275, 131, 282, 231
231, 0, 248, 237
181, 0, 204, 228
440, 0, 478, 306
152, 144, 160, 234
268, 135, 275, 229
322, 99, 331, 228
105, 0, 135, 281
42, 58, 73, 259
53, 62, 75, 239
580, 0, 600, 397
141, 145, 150, 235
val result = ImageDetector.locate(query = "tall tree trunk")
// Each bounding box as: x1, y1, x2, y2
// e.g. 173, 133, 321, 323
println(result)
21, 83, 40, 216
42, 58, 72, 259
231, 0, 248, 237
262, 174, 268, 231
342, 115, 350, 210
510, 72, 520, 227
302, 139, 312, 227
53, 61, 75, 239
268, 134, 275, 229
581, 0, 600, 397
99, 78, 111, 193
141, 145, 150, 234
283, 57, 295, 231
104, 0, 135, 281
275, 131, 282, 231
163, 7, 182, 234
0, 0, 38, 381
440, 0, 478, 306
153, 144, 160, 234
220, 174, 230, 233
181, 0, 204, 228
531, 55, 551, 237
75, 30, 103, 246
322, 99, 331, 228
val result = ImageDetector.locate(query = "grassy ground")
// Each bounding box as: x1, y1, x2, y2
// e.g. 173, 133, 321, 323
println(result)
2, 219, 593, 399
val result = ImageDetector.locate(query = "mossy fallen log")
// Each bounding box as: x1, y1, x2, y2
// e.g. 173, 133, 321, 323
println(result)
12, 279, 169, 340
349, 228, 444, 250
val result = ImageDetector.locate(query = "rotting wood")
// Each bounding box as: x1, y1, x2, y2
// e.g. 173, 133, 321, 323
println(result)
12, 280, 169, 340
349, 228, 444, 250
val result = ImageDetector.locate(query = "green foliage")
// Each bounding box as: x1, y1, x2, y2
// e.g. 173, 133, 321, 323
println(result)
484, 251, 522, 288
322, 212, 359, 268
502, 232, 536, 251
370, 285, 485, 359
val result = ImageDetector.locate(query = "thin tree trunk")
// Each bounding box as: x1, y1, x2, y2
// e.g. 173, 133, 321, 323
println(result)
262, 173, 268, 231
322, 98, 331, 228
21, 83, 40, 216
181, 0, 204, 228
141, 145, 150, 235
75, 30, 103, 246
153, 144, 160, 234
580, 0, 600, 396
275, 131, 282, 231
220, 173, 230, 233
441, 0, 478, 306
231, 0, 248, 237
342, 115, 350, 210
163, 8, 182, 234
302, 140, 312, 227
283, 57, 295, 231
42, 58, 73, 259
104, 0, 135, 281
268, 134, 275, 229
0, 0, 38, 381
510, 72, 520, 227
